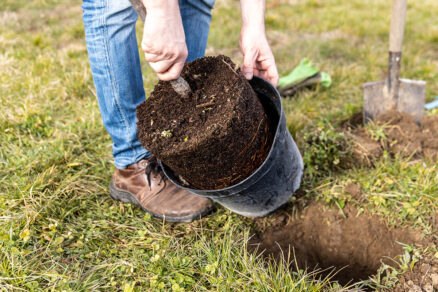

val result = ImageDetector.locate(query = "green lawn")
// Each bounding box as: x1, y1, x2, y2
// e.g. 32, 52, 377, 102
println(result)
1, 0, 437, 290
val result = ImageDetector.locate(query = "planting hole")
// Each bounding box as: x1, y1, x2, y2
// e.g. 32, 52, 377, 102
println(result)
249, 203, 422, 287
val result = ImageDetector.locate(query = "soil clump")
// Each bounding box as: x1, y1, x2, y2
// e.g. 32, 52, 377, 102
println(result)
137, 55, 274, 190
347, 111, 438, 165
248, 202, 423, 287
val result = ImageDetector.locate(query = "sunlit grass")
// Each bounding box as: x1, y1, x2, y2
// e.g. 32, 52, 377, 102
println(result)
1, 0, 437, 290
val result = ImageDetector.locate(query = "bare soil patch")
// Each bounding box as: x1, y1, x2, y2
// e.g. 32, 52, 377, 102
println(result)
395, 254, 438, 292
249, 202, 424, 287
137, 55, 274, 189
346, 111, 438, 165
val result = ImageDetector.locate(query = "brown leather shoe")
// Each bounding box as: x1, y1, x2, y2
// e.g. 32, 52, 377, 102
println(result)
109, 157, 215, 222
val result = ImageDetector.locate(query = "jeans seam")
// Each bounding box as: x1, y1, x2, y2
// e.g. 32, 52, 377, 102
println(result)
103, 0, 138, 159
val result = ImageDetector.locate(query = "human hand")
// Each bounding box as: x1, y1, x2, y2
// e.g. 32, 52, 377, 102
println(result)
141, 1, 187, 81
239, 26, 279, 87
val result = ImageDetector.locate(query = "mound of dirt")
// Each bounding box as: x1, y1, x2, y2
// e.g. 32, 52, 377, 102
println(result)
348, 111, 438, 164
136, 55, 274, 189
395, 254, 438, 292
248, 202, 423, 286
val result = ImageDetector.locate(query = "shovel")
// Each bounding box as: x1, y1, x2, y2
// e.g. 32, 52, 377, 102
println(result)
129, 0, 191, 98
363, 0, 425, 123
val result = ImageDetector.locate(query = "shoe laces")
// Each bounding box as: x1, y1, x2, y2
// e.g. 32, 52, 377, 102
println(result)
144, 159, 165, 188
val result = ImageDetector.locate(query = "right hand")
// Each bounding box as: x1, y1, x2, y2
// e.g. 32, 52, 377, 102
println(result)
240, 26, 279, 86
141, 3, 188, 81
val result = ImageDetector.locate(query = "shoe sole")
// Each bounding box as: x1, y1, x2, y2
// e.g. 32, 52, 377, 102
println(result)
109, 179, 215, 223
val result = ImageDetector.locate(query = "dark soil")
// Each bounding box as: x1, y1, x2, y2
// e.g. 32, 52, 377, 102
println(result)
136, 55, 274, 190
395, 254, 438, 292
340, 111, 364, 129
248, 202, 424, 287
347, 111, 438, 165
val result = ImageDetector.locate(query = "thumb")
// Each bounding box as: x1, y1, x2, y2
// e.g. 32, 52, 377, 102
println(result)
242, 49, 256, 80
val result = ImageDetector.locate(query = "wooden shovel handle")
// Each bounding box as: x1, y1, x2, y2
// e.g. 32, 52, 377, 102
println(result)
389, 0, 407, 53
129, 0, 146, 22
387, 0, 407, 96
128, 0, 191, 97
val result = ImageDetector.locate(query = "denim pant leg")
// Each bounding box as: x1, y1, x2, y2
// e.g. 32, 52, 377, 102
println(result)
82, 0, 150, 169
179, 0, 216, 61
82, 0, 215, 169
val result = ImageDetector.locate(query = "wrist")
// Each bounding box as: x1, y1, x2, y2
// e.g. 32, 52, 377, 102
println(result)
242, 23, 264, 34
241, 24, 266, 39
240, 0, 265, 34
143, 0, 179, 13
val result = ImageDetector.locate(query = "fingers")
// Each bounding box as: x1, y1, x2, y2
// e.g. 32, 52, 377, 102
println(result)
150, 59, 185, 81
243, 56, 278, 86
144, 53, 161, 63
242, 48, 279, 85
149, 58, 186, 81
257, 69, 279, 86
153, 48, 187, 81
143, 44, 188, 81
141, 41, 160, 55
157, 61, 185, 81
144, 49, 175, 63
149, 59, 173, 74
242, 49, 257, 80
254, 57, 279, 86
264, 62, 279, 87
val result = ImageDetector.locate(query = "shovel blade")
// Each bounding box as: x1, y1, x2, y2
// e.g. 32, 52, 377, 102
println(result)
363, 79, 426, 123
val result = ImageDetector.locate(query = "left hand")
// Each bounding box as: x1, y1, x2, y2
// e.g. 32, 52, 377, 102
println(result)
239, 26, 279, 86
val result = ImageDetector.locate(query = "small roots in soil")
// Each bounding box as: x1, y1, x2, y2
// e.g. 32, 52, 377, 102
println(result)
248, 202, 423, 288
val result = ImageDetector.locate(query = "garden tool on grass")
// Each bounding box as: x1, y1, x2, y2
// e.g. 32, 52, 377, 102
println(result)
277, 59, 331, 97
129, 0, 191, 98
363, 0, 425, 123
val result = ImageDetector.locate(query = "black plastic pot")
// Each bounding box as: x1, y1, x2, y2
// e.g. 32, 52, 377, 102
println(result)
161, 76, 304, 217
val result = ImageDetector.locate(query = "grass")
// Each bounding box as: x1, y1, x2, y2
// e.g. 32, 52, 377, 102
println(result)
1, 0, 438, 290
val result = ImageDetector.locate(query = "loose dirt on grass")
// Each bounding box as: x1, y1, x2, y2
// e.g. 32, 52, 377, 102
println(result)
395, 254, 438, 292
137, 55, 274, 190
346, 111, 438, 165
344, 183, 363, 201
249, 202, 424, 287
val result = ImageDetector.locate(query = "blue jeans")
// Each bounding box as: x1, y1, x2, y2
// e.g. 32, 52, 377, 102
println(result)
82, 0, 215, 169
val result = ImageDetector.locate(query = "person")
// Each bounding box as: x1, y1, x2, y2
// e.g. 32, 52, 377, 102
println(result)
81, 0, 279, 222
